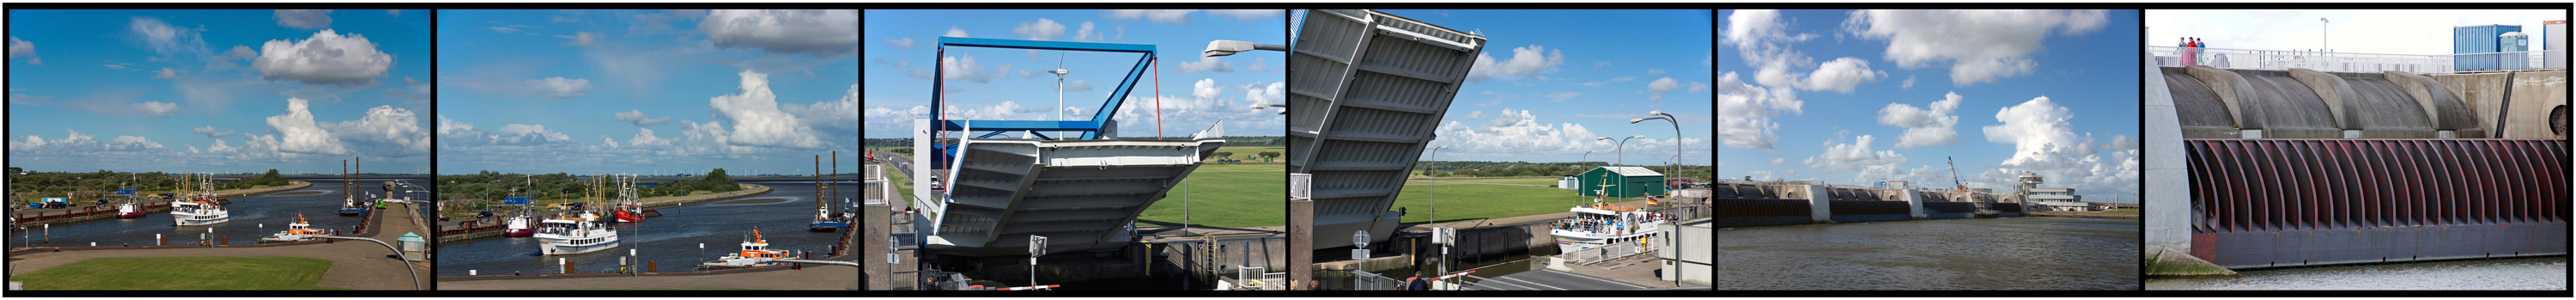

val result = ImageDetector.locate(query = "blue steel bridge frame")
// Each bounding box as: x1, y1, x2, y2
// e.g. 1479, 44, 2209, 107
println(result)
927, 36, 1157, 168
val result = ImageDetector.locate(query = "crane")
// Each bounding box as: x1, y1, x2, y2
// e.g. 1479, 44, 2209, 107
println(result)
1946, 156, 1965, 190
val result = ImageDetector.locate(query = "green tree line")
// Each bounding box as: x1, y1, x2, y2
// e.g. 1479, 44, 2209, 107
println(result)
433, 168, 741, 202
8, 169, 289, 200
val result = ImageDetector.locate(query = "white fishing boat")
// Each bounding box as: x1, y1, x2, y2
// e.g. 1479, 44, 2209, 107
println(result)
173, 174, 229, 226
697, 228, 801, 268
260, 213, 331, 242
502, 214, 537, 237
171, 197, 229, 226
535, 217, 618, 255
114, 200, 147, 218
1546, 200, 1669, 254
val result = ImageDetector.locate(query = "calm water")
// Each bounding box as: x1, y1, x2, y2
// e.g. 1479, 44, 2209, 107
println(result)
1719, 217, 2140, 290
434, 183, 858, 275
6, 180, 424, 248
2147, 256, 2567, 290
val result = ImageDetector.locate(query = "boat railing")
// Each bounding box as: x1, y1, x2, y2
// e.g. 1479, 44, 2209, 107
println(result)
1563, 233, 1662, 265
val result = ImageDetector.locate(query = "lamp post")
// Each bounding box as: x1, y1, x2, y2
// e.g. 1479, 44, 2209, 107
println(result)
1426, 146, 1447, 226
1614, 135, 1645, 166
1631, 111, 1680, 183
1250, 103, 1287, 115
1202, 40, 1288, 57
2320, 18, 2330, 52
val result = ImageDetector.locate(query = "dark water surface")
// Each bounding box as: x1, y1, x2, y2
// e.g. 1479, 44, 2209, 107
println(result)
433, 183, 858, 275
1719, 217, 2140, 290
7, 180, 423, 248
2147, 256, 2566, 290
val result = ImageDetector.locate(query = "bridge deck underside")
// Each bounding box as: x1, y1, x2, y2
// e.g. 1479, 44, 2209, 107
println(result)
931, 138, 1223, 257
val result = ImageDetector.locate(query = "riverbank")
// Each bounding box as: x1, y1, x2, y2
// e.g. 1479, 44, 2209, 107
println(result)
11, 181, 313, 227
434, 184, 772, 243
2027, 211, 2142, 219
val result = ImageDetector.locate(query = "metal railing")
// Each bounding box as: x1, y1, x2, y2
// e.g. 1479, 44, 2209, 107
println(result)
2151, 46, 2565, 74
1345, 270, 1403, 291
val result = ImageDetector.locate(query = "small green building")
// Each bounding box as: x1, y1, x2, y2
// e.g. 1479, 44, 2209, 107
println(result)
1577, 166, 1667, 198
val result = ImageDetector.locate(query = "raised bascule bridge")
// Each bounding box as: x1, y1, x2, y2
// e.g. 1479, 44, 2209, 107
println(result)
911, 37, 1226, 258
2145, 46, 2569, 270
1287, 9, 1487, 250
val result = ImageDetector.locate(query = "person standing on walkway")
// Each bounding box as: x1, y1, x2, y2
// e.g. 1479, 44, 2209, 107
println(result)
1406, 272, 1431, 291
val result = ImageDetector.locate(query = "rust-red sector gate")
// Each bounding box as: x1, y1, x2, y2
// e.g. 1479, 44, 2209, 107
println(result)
2184, 139, 2569, 269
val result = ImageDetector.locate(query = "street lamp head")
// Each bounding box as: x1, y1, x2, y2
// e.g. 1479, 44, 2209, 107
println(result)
1204, 40, 1257, 57
1630, 135, 1649, 139
1649, 111, 1671, 118
1595, 137, 1613, 141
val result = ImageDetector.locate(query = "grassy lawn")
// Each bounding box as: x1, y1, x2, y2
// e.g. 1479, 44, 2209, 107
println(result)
1134, 163, 1285, 229
883, 162, 914, 204
878, 147, 912, 159
1392, 181, 1596, 223
2105, 209, 2142, 214
13, 257, 348, 290
1418, 177, 1564, 186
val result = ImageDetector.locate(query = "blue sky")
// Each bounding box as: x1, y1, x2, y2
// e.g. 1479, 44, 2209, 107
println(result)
1342, 9, 1714, 165
864, 9, 1289, 141
9, 9, 432, 174
1717, 9, 2142, 203
435, 9, 856, 175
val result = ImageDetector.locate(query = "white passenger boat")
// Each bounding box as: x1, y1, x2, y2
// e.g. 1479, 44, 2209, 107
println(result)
171, 197, 229, 226
535, 217, 619, 255
1546, 200, 1669, 254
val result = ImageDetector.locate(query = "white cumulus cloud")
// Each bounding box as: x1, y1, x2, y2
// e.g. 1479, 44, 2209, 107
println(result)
707, 70, 823, 149
1104, 9, 1196, 24
1877, 92, 1964, 149
526, 77, 596, 100
264, 98, 349, 155
135, 101, 179, 119
195, 126, 236, 138
701, 9, 859, 56
615, 109, 672, 126
1013, 18, 1066, 40
273, 9, 332, 29
1176, 56, 1233, 73
1844, 9, 2108, 86
1467, 45, 1565, 82
1804, 134, 1907, 172
1798, 57, 1886, 93
1716, 72, 1801, 150
253, 29, 394, 86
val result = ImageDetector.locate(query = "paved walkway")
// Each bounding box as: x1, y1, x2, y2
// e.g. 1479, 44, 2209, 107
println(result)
434, 266, 859, 290
5, 201, 432, 290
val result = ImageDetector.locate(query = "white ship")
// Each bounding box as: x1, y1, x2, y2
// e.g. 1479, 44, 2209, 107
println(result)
1547, 201, 1669, 254
535, 217, 619, 255
171, 198, 229, 226
173, 174, 229, 226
